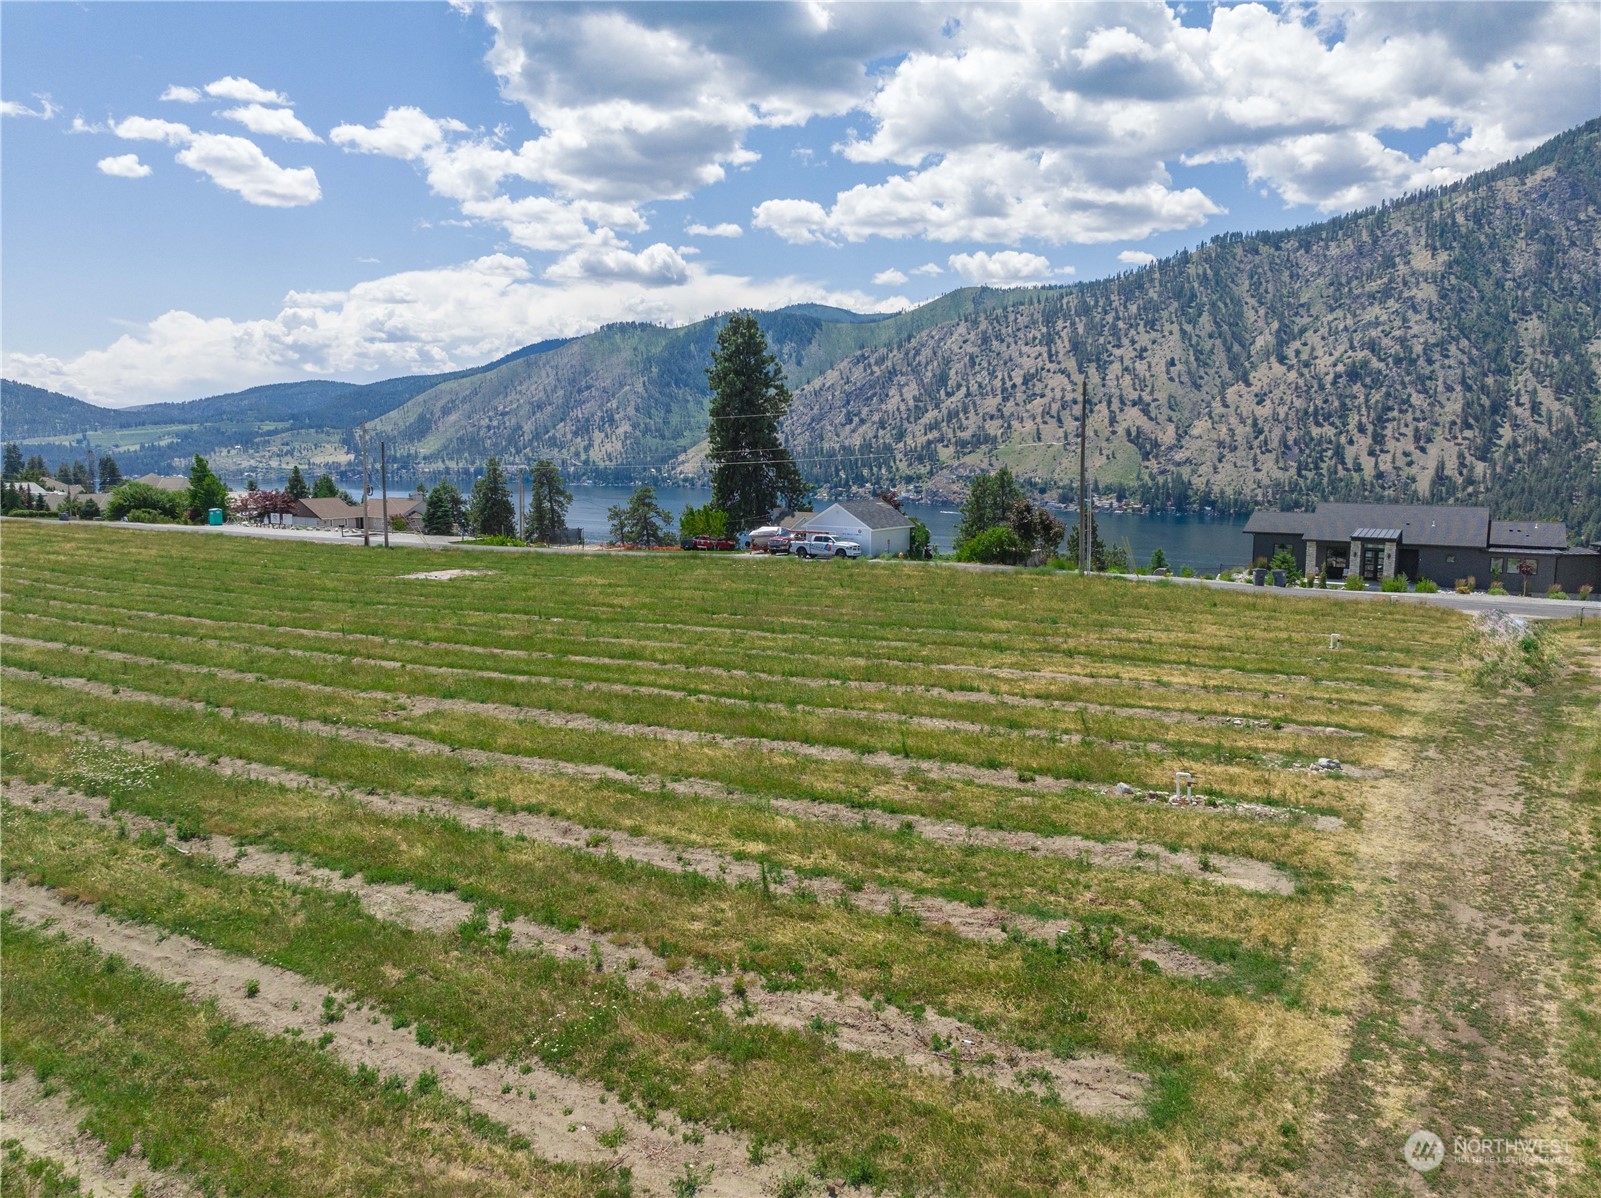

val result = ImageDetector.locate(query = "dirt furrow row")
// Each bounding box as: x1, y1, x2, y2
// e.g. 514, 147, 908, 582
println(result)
5, 606, 1370, 737
0, 632, 1176, 754
5, 780, 1146, 1113
3, 639, 1303, 888
0, 710, 1223, 976
3, 660, 1317, 832
1, 880, 778, 1197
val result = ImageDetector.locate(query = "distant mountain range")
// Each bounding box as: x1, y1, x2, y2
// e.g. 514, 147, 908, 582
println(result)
6, 118, 1599, 538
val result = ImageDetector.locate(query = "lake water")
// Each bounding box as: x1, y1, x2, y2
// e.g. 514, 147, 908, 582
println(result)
558, 484, 1249, 570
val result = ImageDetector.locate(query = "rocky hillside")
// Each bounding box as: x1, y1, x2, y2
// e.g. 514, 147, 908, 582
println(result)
785, 119, 1601, 537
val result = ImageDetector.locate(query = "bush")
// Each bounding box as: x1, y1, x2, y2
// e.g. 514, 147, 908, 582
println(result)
1380, 574, 1408, 593
106, 481, 185, 522
1547, 584, 1567, 599
1343, 573, 1368, 591
1454, 577, 1473, 594
1414, 578, 1440, 593
127, 507, 176, 525
466, 534, 522, 547
953, 525, 1028, 565
1178, 565, 1194, 578
1488, 583, 1509, 596
1581, 584, 1595, 601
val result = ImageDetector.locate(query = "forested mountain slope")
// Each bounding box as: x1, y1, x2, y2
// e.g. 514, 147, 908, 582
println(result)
785, 119, 1601, 537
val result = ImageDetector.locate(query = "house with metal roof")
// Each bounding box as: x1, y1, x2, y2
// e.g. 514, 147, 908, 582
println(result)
1244, 502, 1599, 592
804, 499, 914, 558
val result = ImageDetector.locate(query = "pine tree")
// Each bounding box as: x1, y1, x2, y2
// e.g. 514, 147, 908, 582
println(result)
526, 459, 572, 543
423, 480, 464, 535
310, 472, 339, 499
468, 458, 516, 538
706, 314, 808, 531
185, 454, 228, 519
3, 442, 24, 480
607, 485, 673, 548
98, 456, 123, 492
284, 466, 310, 499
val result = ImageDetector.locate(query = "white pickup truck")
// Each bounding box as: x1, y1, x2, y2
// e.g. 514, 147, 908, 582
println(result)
792, 532, 862, 559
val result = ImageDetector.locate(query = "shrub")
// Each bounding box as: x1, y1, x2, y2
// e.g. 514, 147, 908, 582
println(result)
1581, 584, 1594, 601
467, 534, 522, 547
1178, 565, 1195, 578
1454, 578, 1472, 594
127, 507, 176, 525
1379, 574, 1408, 593
1547, 584, 1567, 599
1343, 573, 1367, 591
1415, 578, 1440, 593
105, 481, 185, 522
954, 525, 1028, 565
1488, 583, 1509, 596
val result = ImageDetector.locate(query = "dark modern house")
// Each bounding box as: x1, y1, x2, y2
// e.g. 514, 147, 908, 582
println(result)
1243, 503, 1601, 592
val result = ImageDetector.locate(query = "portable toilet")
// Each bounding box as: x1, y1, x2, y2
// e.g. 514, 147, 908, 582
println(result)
207, 507, 225, 526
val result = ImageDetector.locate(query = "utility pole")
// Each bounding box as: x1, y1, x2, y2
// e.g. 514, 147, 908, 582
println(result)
1077, 376, 1091, 574
360, 424, 371, 547
380, 441, 391, 549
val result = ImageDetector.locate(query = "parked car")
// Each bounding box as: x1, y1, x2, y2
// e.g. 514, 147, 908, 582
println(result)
689, 534, 738, 551
793, 532, 861, 559
764, 534, 792, 555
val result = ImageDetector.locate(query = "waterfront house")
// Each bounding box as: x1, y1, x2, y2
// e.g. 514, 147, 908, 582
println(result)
1244, 502, 1600, 591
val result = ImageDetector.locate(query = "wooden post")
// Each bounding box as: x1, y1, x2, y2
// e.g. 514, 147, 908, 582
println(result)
1077, 376, 1090, 574
359, 424, 371, 547
380, 441, 390, 549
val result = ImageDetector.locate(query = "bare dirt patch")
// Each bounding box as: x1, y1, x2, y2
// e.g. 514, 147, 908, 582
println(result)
1, 1073, 201, 1198
397, 569, 497, 581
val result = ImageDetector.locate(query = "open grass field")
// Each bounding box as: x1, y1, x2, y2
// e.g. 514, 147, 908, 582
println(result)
1, 520, 1597, 1197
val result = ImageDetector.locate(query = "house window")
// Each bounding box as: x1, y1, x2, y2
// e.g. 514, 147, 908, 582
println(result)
1491, 558, 1505, 575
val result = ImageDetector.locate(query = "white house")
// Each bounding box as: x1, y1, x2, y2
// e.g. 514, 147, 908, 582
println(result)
805, 499, 914, 558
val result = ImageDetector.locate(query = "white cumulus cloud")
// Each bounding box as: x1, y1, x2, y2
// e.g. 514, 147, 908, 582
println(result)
97, 154, 153, 179
204, 76, 291, 106
911, 262, 944, 276
871, 268, 908, 285
3, 254, 903, 406
544, 242, 692, 286
111, 115, 320, 206
686, 222, 743, 237
1118, 250, 1157, 267
947, 250, 1056, 285
160, 85, 203, 103
219, 104, 322, 143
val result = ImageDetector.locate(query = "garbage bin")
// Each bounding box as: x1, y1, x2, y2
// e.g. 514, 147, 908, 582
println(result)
207, 508, 225, 526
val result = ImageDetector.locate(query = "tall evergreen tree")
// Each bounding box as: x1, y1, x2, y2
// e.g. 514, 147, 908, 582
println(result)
310, 472, 339, 499
423, 479, 464, 535
706, 314, 808, 531
607, 485, 673, 547
285, 466, 311, 500
185, 454, 228, 519
3, 442, 24, 480
526, 459, 572, 543
468, 458, 516, 537
98, 456, 123, 492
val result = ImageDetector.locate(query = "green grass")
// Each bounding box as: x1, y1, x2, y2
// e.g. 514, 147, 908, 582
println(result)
3, 521, 1572, 1197
1, 919, 604, 1198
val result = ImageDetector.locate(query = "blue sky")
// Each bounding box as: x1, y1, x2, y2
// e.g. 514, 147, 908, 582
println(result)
3, 1, 1598, 406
